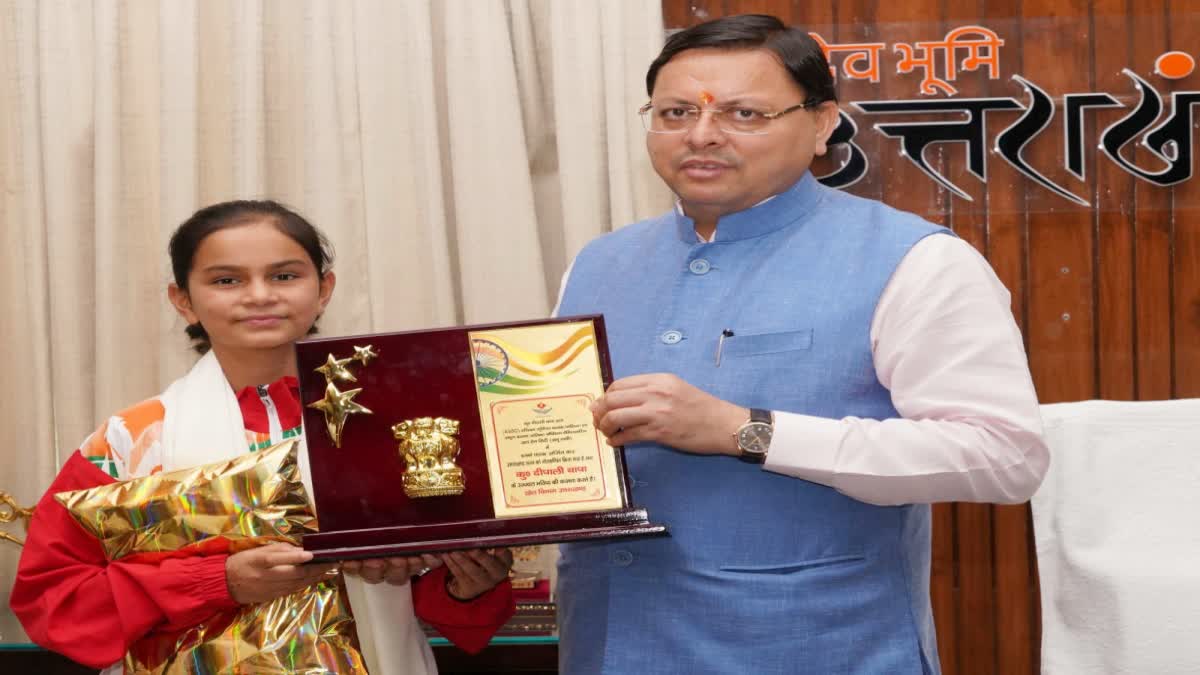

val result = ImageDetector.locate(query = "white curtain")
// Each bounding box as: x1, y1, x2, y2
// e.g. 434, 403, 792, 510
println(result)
0, 0, 669, 643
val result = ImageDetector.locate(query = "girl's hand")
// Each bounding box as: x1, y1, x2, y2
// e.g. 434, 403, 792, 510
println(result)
225, 543, 338, 604
341, 554, 443, 585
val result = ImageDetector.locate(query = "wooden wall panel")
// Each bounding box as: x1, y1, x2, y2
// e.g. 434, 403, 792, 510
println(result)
1022, 0, 1096, 407
663, 2, 1197, 674
1174, 8, 1200, 398
829, 0, 885, 204
1132, 3, 1175, 401
1094, 0, 1138, 401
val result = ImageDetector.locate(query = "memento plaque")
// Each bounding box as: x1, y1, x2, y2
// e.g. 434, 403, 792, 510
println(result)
297, 315, 666, 561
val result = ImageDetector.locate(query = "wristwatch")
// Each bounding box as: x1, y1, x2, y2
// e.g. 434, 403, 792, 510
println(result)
735, 408, 774, 464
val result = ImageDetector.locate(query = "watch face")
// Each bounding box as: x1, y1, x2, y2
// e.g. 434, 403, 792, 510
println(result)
737, 422, 773, 454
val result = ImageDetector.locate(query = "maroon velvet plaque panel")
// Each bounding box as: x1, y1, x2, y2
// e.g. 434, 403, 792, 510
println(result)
296, 315, 666, 561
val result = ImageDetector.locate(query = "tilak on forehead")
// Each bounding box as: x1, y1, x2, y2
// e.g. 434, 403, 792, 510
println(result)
682, 75, 717, 106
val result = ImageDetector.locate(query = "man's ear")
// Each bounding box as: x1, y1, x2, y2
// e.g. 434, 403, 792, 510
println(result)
167, 283, 198, 325
811, 101, 842, 158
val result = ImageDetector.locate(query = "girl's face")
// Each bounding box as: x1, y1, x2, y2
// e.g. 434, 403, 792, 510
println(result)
168, 219, 335, 356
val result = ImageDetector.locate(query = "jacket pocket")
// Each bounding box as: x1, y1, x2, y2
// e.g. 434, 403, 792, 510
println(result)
721, 328, 814, 358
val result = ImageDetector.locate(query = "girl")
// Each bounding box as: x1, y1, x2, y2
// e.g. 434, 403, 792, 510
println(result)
11, 200, 514, 674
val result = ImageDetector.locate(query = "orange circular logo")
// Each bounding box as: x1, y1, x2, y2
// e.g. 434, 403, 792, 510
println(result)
1155, 51, 1195, 79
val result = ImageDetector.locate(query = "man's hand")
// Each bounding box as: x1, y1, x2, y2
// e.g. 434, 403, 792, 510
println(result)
342, 554, 443, 585
590, 373, 748, 455
442, 548, 514, 601
225, 542, 339, 604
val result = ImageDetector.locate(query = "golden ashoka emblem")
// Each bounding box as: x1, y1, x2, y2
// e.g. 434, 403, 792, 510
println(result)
392, 417, 465, 498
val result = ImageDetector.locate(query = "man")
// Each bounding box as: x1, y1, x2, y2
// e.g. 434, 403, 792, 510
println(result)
554, 14, 1048, 675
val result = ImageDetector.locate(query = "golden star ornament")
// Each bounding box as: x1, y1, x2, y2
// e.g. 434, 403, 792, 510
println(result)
352, 344, 379, 366
308, 382, 372, 447
315, 354, 357, 383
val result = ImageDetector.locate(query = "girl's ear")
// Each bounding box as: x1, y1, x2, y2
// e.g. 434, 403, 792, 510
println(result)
167, 283, 199, 325
318, 270, 336, 312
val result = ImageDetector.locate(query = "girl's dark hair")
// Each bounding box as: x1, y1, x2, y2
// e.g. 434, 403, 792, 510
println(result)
645, 14, 837, 105
168, 199, 334, 354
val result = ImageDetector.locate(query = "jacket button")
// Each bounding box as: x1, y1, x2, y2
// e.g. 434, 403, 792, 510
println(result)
688, 258, 711, 275
610, 550, 634, 567
660, 330, 683, 345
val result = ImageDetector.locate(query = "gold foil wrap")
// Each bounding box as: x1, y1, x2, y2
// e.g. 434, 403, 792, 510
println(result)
55, 440, 367, 674
123, 578, 364, 675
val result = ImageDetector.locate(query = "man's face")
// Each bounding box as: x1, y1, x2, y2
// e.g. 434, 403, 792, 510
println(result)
646, 48, 839, 225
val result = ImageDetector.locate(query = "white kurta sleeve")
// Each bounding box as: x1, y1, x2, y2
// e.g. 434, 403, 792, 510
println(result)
762, 235, 1049, 506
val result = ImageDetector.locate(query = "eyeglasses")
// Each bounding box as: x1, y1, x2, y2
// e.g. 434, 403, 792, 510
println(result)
637, 99, 824, 135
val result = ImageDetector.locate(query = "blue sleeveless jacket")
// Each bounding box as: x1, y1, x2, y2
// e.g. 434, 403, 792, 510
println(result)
555, 173, 948, 675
